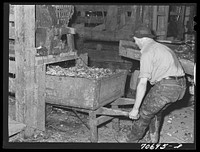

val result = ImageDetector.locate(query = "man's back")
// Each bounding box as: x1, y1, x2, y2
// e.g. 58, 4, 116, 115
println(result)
139, 41, 185, 84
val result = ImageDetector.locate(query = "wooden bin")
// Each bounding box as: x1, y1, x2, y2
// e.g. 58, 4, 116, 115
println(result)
45, 69, 128, 110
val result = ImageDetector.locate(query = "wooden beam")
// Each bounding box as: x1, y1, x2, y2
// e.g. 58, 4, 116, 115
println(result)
97, 107, 129, 116
179, 59, 194, 76
15, 5, 45, 137
9, 24, 15, 39
35, 52, 77, 65
152, 6, 158, 32
35, 64, 46, 131
60, 27, 76, 35
88, 111, 98, 142
67, 34, 75, 52
96, 115, 113, 126
111, 97, 135, 106
15, 5, 26, 124
75, 5, 108, 12
76, 16, 104, 24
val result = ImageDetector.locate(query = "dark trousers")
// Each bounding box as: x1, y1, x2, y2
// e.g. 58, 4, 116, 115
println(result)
127, 77, 186, 143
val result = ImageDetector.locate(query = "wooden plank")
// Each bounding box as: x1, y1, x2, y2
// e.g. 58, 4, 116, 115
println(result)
155, 6, 169, 40
9, 97, 16, 120
9, 25, 15, 39
123, 6, 133, 12
9, 77, 15, 93
164, 6, 169, 39
35, 64, 46, 131
76, 16, 104, 24
96, 115, 113, 126
130, 70, 140, 90
97, 107, 129, 116
152, 6, 158, 33
86, 49, 124, 63
157, 11, 166, 16
9, 60, 16, 74
105, 6, 118, 31
15, 5, 42, 137
119, 46, 141, 61
88, 111, 98, 142
156, 31, 166, 36
35, 53, 77, 65
9, 53, 15, 58
67, 34, 75, 52
75, 5, 108, 12
111, 98, 135, 106
111, 105, 120, 132
179, 59, 194, 76
143, 6, 151, 27
61, 27, 76, 35
9, 118, 26, 136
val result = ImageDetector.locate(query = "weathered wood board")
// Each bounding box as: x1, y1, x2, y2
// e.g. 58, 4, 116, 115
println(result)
45, 69, 128, 110
9, 117, 26, 137
9, 77, 15, 93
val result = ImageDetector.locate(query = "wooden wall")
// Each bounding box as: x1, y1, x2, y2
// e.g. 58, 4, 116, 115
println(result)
8, 5, 78, 137
9, 5, 16, 120
73, 4, 195, 41
73, 5, 170, 40
9, 5, 46, 137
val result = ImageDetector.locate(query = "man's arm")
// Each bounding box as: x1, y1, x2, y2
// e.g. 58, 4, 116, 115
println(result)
129, 77, 148, 119
133, 77, 148, 110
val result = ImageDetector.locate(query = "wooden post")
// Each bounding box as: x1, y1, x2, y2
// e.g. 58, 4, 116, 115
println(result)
67, 34, 75, 52
111, 105, 120, 132
152, 6, 158, 33
130, 70, 140, 90
35, 64, 46, 131
88, 111, 98, 142
15, 5, 45, 137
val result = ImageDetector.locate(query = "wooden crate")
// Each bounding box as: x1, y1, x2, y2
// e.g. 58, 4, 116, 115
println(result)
119, 40, 141, 60
45, 69, 128, 110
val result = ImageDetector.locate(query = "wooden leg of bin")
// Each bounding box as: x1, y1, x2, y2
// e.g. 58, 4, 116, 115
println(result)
111, 105, 120, 132
89, 111, 98, 142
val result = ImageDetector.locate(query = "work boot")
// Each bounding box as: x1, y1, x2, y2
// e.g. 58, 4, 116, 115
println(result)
114, 130, 139, 143
138, 131, 152, 143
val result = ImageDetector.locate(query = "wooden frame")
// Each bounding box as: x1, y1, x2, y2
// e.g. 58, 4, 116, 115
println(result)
9, 5, 77, 137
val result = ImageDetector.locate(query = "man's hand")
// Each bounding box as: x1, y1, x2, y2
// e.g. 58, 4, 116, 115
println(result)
129, 108, 140, 120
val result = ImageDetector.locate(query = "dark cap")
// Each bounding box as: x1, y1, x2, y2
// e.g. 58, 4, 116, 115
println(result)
130, 25, 155, 39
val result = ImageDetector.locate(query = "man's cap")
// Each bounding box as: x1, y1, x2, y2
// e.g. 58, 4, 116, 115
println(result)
130, 25, 156, 39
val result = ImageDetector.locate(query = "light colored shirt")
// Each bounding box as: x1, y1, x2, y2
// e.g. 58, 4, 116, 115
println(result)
139, 39, 185, 85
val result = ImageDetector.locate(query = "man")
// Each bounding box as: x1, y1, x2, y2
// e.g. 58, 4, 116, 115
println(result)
115, 25, 186, 143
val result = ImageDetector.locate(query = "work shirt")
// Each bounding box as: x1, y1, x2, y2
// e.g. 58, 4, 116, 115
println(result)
138, 39, 185, 85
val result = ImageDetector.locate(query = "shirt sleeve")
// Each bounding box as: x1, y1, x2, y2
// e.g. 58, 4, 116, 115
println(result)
139, 52, 153, 80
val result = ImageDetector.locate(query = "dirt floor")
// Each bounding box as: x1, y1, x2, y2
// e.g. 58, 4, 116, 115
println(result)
9, 96, 195, 144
